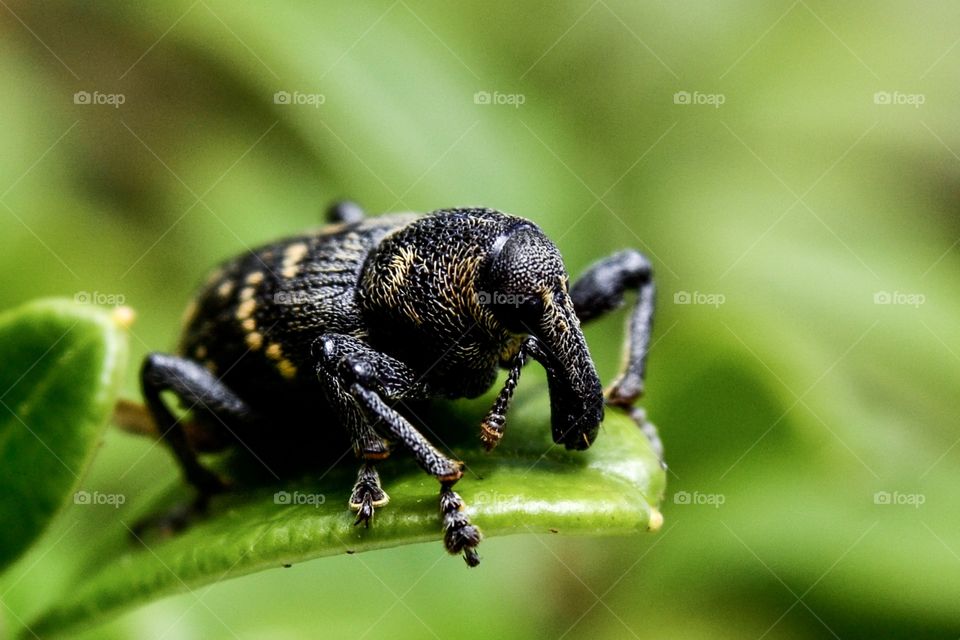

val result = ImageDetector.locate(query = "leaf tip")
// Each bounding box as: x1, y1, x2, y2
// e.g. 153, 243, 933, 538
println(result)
110, 305, 137, 330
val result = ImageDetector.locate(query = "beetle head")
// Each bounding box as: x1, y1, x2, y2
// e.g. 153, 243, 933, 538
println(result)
480, 224, 604, 450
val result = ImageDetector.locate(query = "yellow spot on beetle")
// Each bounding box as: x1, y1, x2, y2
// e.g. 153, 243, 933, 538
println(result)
217, 280, 235, 299
266, 343, 283, 360
241, 318, 256, 332
281, 242, 310, 279
194, 344, 208, 359
236, 298, 256, 321
245, 271, 265, 286
245, 331, 263, 351
277, 359, 297, 379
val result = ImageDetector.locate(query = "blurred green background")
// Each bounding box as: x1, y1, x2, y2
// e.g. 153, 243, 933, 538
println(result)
2, 1, 959, 638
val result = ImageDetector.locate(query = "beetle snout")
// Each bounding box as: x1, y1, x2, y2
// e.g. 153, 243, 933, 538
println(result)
552, 387, 604, 450
533, 295, 605, 450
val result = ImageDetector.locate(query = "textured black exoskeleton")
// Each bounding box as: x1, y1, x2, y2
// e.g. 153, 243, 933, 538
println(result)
139, 203, 658, 566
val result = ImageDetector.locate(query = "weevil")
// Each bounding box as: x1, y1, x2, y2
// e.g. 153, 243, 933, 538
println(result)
139, 203, 659, 566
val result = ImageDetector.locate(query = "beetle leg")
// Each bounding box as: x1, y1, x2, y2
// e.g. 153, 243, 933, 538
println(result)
314, 331, 413, 528
112, 398, 231, 453
311, 334, 395, 522
570, 250, 664, 461
571, 249, 654, 404
141, 353, 254, 497
480, 340, 531, 451
315, 333, 482, 565
326, 200, 365, 224
137, 353, 256, 535
349, 383, 462, 480
348, 382, 482, 565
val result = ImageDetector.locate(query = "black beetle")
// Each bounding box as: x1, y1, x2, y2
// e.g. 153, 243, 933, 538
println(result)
139, 203, 659, 566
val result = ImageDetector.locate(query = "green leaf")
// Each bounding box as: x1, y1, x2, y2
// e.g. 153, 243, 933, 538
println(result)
0, 299, 130, 572
26, 386, 665, 638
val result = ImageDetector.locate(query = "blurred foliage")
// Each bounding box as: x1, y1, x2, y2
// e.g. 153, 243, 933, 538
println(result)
1, 1, 959, 638
0, 300, 128, 571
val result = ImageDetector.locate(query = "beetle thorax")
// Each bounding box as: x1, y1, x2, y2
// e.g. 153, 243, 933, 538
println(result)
356, 211, 520, 395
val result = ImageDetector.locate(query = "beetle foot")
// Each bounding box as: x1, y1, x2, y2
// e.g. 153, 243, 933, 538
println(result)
604, 373, 644, 407
440, 484, 482, 567
622, 406, 665, 469
349, 464, 389, 527
479, 414, 505, 452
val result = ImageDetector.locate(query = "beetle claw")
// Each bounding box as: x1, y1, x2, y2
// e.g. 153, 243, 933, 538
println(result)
353, 494, 375, 527
349, 463, 389, 527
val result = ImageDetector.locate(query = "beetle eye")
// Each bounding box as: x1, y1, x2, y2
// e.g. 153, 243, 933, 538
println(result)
480, 225, 564, 334
485, 292, 545, 334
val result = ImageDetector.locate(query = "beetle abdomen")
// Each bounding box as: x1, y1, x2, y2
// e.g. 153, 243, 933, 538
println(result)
177, 213, 419, 407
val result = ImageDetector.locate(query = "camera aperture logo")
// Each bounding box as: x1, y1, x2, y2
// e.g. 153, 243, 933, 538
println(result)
473, 90, 526, 108
673, 90, 725, 108
274, 90, 326, 108
73, 90, 126, 109
274, 490, 326, 507
74, 490, 126, 508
